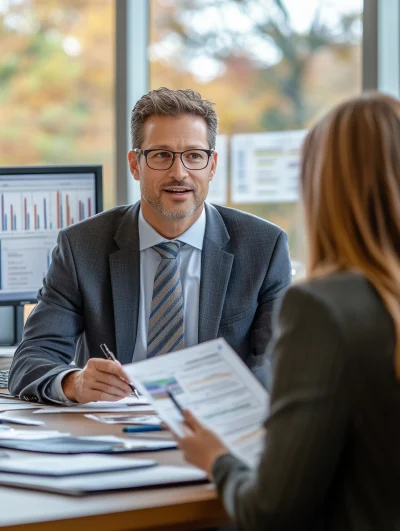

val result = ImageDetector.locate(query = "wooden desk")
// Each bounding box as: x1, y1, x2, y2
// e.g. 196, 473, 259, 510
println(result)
0, 396, 230, 531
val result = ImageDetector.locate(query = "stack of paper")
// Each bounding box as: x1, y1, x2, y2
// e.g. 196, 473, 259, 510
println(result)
0, 430, 69, 440
0, 434, 177, 454
0, 465, 207, 495
0, 454, 157, 476
0, 398, 45, 412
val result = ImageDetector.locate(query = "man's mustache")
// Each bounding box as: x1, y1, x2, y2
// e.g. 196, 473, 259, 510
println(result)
162, 180, 196, 190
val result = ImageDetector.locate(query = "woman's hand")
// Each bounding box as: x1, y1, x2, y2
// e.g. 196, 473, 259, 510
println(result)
174, 409, 230, 477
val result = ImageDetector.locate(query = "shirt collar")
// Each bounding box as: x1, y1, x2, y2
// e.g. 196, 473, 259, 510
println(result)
138, 206, 206, 251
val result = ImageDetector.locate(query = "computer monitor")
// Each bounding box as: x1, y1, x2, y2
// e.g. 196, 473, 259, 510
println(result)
0, 165, 103, 309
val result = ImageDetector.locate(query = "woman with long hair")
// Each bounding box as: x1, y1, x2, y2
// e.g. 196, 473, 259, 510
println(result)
175, 93, 400, 530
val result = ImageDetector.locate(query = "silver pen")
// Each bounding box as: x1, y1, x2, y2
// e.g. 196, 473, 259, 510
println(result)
100, 343, 140, 400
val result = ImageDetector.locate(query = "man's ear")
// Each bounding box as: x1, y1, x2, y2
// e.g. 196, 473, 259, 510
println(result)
127, 150, 140, 181
209, 151, 218, 182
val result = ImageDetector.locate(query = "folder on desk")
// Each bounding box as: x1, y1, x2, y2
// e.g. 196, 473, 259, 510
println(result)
0, 465, 208, 496
0, 454, 157, 476
0, 436, 177, 454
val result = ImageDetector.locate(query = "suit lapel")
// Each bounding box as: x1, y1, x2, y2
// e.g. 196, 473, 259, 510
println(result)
199, 203, 234, 343
109, 203, 141, 364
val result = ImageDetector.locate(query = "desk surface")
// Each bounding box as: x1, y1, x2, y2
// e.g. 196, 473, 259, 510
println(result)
0, 393, 229, 531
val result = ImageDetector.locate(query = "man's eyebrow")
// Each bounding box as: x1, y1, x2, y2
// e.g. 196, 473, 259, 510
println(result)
146, 145, 171, 150
146, 145, 209, 150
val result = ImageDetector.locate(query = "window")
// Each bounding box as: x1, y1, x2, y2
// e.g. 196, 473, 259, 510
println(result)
149, 0, 363, 277
0, 0, 116, 209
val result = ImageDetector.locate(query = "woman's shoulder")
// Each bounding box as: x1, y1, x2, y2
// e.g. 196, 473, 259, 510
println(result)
283, 270, 390, 340
292, 270, 373, 303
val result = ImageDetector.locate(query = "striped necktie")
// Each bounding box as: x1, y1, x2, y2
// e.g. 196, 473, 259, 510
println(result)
147, 241, 185, 357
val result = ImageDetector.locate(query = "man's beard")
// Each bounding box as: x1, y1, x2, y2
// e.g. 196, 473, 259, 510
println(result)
142, 193, 202, 219
140, 179, 206, 219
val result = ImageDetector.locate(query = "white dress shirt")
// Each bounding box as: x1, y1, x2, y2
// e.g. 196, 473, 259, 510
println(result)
48, 206, 205, 403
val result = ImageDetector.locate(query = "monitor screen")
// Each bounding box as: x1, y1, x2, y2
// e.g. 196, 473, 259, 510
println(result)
0, 166, 103, 305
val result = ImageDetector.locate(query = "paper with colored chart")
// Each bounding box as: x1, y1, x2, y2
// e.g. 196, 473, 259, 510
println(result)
124, 338, 269, 468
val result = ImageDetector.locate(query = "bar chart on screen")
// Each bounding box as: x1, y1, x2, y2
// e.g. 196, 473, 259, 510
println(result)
0, 190, 94, 233
0, 169, 99, 301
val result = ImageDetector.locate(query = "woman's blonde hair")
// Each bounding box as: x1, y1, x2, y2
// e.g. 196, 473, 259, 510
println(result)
301, 92, 400, 376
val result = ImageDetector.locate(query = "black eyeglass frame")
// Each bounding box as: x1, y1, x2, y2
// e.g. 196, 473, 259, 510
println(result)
133, 148, 214, 171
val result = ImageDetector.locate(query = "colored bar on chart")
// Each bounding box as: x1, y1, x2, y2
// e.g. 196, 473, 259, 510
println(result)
34, 204, 37, 230
4, 214, 7, 231
78, 200, 82, 222
1, 194, 4, 231
88, 198, 91, 218
47, 251, 51, 269
14, 214, 16, 230
57, 191, 60, 229
24, 197, 27, 230
37, 214, 40, 230
43, 198, 47, 229
66, 194, 70, 226
10, 205, 13, 231
81, 203, 85, 220
60, 194, 63, 228
27, 213, 30, 230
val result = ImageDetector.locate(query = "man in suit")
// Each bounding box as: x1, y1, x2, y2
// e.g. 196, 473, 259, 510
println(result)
9, 87, 291, 404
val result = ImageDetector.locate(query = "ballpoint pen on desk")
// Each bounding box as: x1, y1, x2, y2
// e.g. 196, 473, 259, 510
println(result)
166, 390, 184, 415
122, 425, 164, 433
99, 343, 140, 400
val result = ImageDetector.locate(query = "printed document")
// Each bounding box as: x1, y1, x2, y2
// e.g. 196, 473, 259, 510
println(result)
125, 338, 269, 468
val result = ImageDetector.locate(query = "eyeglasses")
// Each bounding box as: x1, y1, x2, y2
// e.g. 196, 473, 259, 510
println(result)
133, 148, 214, 171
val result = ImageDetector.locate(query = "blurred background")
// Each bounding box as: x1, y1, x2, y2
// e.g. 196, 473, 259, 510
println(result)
0, 0, 368, 278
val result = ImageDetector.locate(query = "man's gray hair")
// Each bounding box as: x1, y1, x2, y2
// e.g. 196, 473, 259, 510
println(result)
130, 87, 218, 150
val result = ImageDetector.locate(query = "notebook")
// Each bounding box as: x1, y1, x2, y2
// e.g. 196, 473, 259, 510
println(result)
0, 454, 157, 476
0, 465, 208, 496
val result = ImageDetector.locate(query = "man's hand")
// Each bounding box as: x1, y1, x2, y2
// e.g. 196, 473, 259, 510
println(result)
62, 358, 133, 403
174, 409, 230, 478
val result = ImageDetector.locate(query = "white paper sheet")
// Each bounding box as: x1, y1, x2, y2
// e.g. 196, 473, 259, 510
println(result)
124, 338, 269, 468
0, 403, 45, 411
0, 416, 45, 426
33, 396, 154, 414
0, 430, 69, 440
85, 414, 162, 425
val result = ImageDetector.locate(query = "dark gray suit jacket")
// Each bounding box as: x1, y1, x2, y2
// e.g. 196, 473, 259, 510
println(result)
213, 271, 400, 531
9, 202, 291, 403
